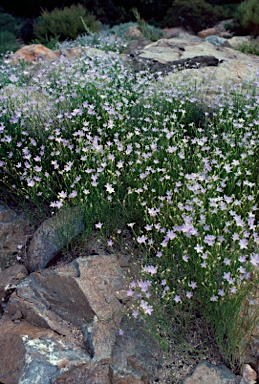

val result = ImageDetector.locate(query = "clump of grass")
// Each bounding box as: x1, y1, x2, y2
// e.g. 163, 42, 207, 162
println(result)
0, 37, 258, 372
132, 8, 164, 42
234, 40, 259, 56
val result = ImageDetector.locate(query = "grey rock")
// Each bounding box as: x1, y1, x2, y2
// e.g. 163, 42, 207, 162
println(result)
183, 362, 247, 384
110, 316, 160, 383
26, 206, 85, 271
205, 35, 229, 47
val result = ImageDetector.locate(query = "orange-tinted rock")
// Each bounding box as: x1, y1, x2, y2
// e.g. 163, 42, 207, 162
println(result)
11, 44, 60, 63
242, 364, 257, 384
198, 28, 216, 39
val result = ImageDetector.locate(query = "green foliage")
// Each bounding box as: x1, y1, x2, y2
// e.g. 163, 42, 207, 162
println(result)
163, 0, 224, 34
238, 0, 259, 37
234, 40, 259, 56
0, 11, 23, 54
33, 4, 100, 44
0, 30, 20, 54
0, 11, 22, 36
132, 8, 164, 42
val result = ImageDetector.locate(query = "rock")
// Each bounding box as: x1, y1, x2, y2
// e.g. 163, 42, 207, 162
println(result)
53, 361, 112, 383
162, 27, 188, 38
11, 44, 59, 63
127, 38, 152, 56
205, 35, 230, 47
10, 45, 107, 65
132, 34, 259, 84
198, 28, 216, 39
227, 36, 252, 48
242, 364, 257, 384
197, 19, 233, 39
125, 26, 142, 39
0, 320, 91, 384
0, 204, 33, 269
183, 362, 247, 384
0, 254, 161, 383
0, 264, 28, 304
26, 206, 85, 271
110, 316, 159, 383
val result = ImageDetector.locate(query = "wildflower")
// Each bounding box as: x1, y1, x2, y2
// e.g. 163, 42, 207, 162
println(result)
210, 295, 218, 302
127, 289, 134, 297
118, 329, 124, 336
203, 235, 216, 246
95, 222, 103, 229
186, 291, 193, 299
105, 183, 115, 193
194, 244, 203, 253
132, 309, 139, 318
250, 253, 259, 266
136, 235, 147, 244
140, 300, 153, 315
138, 280, 151, 293
189, 281, 197, 289
239, 238, 248, 249
223, 258, 231, 266
142, 265, 158, 275
107, 239, 114, 247
182, 254, 189, 262
174, 295, 181, 303
68, 190, 77, 199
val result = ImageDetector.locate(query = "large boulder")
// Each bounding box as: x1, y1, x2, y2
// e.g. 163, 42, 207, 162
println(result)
0, 254, 161, 383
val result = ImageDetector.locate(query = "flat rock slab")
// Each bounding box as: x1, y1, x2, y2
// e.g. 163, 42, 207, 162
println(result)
131, 35, 259, 84
0, 255, 160, 383
183, 362, 247, 384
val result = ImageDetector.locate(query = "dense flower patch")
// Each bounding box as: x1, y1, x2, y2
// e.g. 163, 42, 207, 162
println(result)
0, 40, 258, 367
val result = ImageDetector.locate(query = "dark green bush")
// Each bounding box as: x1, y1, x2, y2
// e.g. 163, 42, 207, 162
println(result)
163, 0, 224, 34
0, 30, 20, 54
0, 11, 22, 53
235, 0, 259, 37
33, 4, 100, 43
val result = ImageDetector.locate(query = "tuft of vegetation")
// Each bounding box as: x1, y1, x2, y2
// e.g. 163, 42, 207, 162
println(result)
33, 4, 100, 44
132, 8, 164, 42
233, 40, 259, 56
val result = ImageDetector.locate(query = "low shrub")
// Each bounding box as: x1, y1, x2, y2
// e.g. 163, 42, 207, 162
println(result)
0, 11, 22, 53
33, 4, 100, 44
234, 40, 259, 56
132, 8, 164, 42
0, 30, 20, 54
237, 0, 259, 38
163, 0, 224, 34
